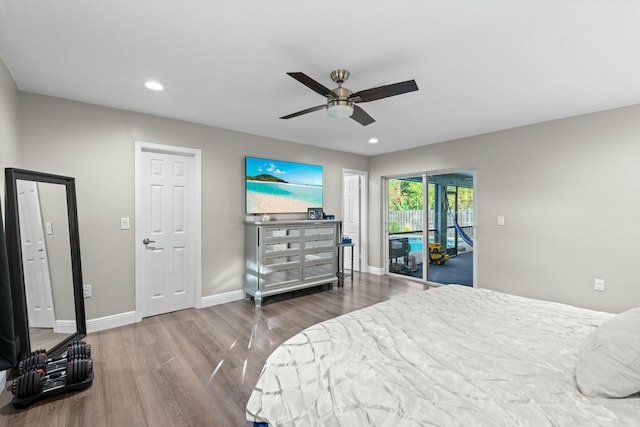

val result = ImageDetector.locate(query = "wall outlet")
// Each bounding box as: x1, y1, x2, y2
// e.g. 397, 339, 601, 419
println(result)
497, 216, 505, 226
594, 278, 605, 292
83, 284, 92, 298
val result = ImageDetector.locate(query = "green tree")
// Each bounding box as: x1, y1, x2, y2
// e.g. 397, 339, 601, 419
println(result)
388, 179, 423, 210
388, 221, 401, 233
457, 187, 474, 210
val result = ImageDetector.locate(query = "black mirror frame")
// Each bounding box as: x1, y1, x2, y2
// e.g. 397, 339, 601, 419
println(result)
4, 168, 86, 361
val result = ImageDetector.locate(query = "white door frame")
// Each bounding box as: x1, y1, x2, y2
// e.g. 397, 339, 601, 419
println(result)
342, 168, 368, 272
134, 141, 202, 322
383, 168, 477, 287
383, 173, 427, 280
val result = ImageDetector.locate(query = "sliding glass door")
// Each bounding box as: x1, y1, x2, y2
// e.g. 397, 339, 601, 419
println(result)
386, 171, 475, 286
387, 176, 427, 279
426, 172, 474, 286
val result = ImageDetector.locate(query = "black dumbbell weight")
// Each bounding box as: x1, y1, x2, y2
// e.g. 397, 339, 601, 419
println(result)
66, 341, 91, 359
18, 350, 47, 374
12, 358, 93, 400
18, 342, 91, 375
67, 358, 93, 384
12, 370, 44, 399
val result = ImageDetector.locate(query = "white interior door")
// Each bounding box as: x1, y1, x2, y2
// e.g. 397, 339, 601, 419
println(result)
17, 180, 56, 328
343, 173, 362, 271
139, 150, 195, 318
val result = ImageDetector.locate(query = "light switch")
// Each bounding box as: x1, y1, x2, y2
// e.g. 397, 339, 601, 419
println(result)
497, 216, 505, 226
121, 217, 130, 230
45, 222, 53, 235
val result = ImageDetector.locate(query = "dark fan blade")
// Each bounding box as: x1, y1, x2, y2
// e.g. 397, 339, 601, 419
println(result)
279, 104, 326, 120
350, 80, 418, 103
287, 72, 338, 98
351, 105, 375, 126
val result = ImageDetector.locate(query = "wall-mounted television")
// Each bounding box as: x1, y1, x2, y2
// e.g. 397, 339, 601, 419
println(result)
245, 157, 323, 214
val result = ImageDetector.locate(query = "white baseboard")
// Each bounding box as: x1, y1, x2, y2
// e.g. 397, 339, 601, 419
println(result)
368, 266, 385, 275
83, 292, 244, 336
80, 292, 244, 336
200, 290, 245, 308
0, 370, 5, 392
87, 311, 136, 334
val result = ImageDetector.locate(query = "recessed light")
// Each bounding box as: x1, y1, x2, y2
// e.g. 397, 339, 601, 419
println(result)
368, 138, 379, 144
144, 81, 164, 91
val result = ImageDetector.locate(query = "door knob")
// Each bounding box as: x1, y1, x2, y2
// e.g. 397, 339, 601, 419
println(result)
143, 238, 156, 245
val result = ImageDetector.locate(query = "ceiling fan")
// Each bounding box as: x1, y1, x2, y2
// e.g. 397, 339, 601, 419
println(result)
279, 69, 418, 126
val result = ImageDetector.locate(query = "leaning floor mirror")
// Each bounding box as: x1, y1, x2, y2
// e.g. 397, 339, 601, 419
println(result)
4, 168, 86, 361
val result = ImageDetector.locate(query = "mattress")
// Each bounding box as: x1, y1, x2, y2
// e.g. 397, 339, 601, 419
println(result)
246, 285, 640, 426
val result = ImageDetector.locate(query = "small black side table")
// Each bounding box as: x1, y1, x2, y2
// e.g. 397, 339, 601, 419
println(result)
337, 243, 355, 286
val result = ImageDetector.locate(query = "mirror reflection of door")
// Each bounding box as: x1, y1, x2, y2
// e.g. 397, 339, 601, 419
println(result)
16, 180, 56, 328
6, 168, 87, 359
16, 180, 75, 351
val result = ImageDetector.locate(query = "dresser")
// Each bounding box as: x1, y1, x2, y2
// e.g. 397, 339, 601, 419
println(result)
244, 220, 340, 307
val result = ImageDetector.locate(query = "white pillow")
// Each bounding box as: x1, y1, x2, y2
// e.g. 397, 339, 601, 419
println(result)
575, 307, 640, 398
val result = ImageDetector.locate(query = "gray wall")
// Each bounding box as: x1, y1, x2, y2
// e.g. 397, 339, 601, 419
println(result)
0, 58, 18, 385
0, 58, 19, 213
18, 92, 368, 320
7, 66, 640, 318
369, 105, 640, 313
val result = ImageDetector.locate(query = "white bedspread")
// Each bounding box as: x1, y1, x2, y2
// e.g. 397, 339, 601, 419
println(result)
246, 285, 640, 426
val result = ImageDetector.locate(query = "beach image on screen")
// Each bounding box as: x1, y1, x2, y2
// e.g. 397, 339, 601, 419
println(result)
246, 157, 323, 213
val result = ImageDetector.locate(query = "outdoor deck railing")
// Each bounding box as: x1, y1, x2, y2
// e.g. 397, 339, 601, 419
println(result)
389, 209, 473, 232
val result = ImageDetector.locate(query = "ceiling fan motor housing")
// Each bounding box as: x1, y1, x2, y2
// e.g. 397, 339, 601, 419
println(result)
330, 69, 350, 84
281, 68, 417, 125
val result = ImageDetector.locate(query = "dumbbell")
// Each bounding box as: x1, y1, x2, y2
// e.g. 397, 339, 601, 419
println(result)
17, 349, 47, 374
19, 341, 91, 374
12, 358, 93, 399
67, 341, 92, 359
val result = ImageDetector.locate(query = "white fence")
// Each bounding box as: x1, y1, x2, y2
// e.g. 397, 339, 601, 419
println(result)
389, 209, 473, 232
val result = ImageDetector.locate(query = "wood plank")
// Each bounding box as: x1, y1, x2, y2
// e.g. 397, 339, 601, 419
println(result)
0, 273, 425, 426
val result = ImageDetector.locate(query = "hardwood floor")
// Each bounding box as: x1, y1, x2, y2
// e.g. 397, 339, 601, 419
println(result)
0, 273, 426, 426
29, 328, 73, 353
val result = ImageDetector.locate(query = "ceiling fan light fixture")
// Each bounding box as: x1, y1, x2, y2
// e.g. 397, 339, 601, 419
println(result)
281, 70, 417, 126
326, 99, 354, 119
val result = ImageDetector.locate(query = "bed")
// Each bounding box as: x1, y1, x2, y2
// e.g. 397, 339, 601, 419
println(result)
246, 285, 640, 426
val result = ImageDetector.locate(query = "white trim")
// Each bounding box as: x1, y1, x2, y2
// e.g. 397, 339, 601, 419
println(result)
81, 291, 244, 336
341, 168, 368, 272
200, 290, 245, 308
383, 175, 390, 275
368, 266, 385, 275
134, 141, 203, 322
0, 371, 5, 392
86, 311, 136, 334
472, 170, 478, 288
54, 320, 76, 334
383, 168, 477, 285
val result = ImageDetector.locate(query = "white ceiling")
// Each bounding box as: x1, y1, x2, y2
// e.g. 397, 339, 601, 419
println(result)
1, 1, 639, 156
